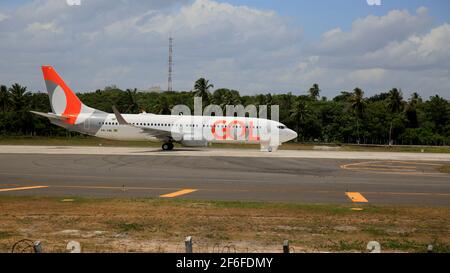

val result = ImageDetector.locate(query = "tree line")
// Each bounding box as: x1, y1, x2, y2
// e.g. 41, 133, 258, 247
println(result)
0, 79, 449, 145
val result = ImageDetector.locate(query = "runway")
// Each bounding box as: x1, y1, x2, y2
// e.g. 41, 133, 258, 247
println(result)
0, 146, 449, 205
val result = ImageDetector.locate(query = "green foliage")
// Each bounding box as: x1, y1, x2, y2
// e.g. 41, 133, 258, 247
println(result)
193, 78, 214, 106
0, 80, 448, 145
308, 83, 320, 100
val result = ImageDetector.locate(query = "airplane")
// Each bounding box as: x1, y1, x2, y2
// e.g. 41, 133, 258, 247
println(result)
31, 66, 298, 152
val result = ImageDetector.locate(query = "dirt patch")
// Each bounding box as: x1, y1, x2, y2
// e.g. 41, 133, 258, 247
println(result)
0, 196, 449, 253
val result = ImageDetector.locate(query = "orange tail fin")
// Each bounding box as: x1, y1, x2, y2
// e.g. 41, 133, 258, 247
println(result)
41, 66, 82, 124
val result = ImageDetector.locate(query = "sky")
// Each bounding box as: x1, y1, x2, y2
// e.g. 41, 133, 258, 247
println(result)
0, 0, 449, 99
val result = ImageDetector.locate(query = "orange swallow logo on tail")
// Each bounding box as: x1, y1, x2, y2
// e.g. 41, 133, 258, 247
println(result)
41, 66, 82, 124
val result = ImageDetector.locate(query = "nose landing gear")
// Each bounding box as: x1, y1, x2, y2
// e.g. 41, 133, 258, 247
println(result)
162, 143, 174, 151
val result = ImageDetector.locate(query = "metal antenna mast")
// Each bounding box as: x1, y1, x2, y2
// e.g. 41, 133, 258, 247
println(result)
168, 37, 173, 92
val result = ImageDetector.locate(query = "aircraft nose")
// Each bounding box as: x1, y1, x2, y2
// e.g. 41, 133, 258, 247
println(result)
288, 129, 298, 141
280, 128, 298, 143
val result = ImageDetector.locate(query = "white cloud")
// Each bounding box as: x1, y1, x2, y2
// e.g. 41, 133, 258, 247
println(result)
26, 21, 63, 34
362, 23, 450, 70
315, 7, 431, 55
0, 13, 9, 22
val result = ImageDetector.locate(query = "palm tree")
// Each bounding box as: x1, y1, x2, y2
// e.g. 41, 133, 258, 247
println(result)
290, 98, 310, 142
193, 78, 214, 106
212, 89, 241, 111
409, 92, 422, 106
387, 88, 403, 113
255, 94, 266, 106
9, 83, 30, 111
349, 87, 366, 144
152, 96, 171, 115
8, 83, 31, 134
0, 85, 9, 112
387, 88, 404, 145
125, 88, 139, 114
308, 83, 320, 100
405, 92, 422, 128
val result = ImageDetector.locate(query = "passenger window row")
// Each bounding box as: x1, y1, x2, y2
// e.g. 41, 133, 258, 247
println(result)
99, 122, 262, 129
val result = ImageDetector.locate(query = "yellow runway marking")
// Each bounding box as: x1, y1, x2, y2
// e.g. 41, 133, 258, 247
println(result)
160, 189, 198, 198
346, 192, 369, 203
0, 186, 48, 192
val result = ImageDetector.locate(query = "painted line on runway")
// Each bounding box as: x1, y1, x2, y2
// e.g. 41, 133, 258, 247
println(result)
0, 186, 48, 192
160, 189, 198, 198
52, 185, 246, 193
345, 192, 368, 203
55, 185, 179, 191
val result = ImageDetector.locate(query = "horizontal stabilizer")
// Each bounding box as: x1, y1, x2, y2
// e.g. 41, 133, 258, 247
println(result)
30, 111, 68, 121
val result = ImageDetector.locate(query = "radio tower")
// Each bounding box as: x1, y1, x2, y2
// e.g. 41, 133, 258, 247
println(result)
167, 37, 173, 92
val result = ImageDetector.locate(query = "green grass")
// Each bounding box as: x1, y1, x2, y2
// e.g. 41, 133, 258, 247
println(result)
439, 165, 450, 173
341, 145, 450, 154
382, 239, 429, 252
1, 136, 449, 153
362, 227, 389, 237
0, 136, 160, 147
115, 222, 146, 233
0, 231, 13, 239
336, 240, 366, 251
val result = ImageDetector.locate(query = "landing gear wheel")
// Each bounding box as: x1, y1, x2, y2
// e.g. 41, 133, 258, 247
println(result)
162, 143, 174, 151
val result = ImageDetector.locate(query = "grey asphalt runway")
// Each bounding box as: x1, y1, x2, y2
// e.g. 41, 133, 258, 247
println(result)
0, 146, 449, 205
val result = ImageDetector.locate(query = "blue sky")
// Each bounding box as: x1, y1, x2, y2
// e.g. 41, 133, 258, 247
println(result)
0, 0, 449, 98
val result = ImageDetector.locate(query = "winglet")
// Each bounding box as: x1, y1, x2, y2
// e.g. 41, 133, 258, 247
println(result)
112, 106, 129, 125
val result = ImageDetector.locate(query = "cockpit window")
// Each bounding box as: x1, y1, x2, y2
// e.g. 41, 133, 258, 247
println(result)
278, 125, 286, 129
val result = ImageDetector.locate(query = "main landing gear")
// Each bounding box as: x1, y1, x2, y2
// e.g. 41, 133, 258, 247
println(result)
162, 143, 174, 151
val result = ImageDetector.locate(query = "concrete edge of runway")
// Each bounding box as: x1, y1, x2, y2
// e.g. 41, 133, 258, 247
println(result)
0, 145, 450, 161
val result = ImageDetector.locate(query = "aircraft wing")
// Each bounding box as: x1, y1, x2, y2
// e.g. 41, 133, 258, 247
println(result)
112, 106, 180, 140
